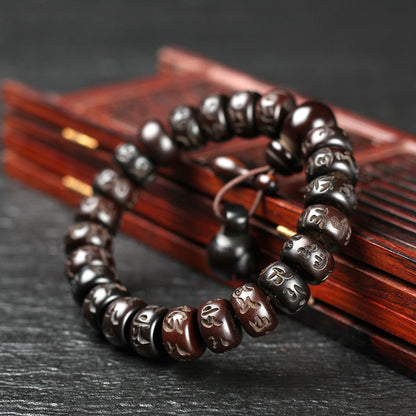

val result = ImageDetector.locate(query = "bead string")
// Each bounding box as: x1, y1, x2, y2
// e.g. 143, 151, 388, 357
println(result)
64, 88, 359, 361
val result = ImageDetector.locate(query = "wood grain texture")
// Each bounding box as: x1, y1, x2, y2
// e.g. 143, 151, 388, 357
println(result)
1, 0, 416, 415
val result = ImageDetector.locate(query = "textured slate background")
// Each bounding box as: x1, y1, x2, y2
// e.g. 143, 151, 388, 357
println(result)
1, 1, 416, 415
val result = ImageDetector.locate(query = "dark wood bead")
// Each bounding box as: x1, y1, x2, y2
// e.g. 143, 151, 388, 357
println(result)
70, 265, 118, 305
254, 88, 296, 138
226, 90, 260, 138
102, 297, 147, 348
169, 105, 207, 150
198, 299, 242, 353
253, 173, 279, 195
138, 120, 179, 166
162, 306, 205, 361
305, 146, 359, 185
297, 204, 352, 252
93, 168, 138, 209
301, 126, 353, 159
198, 94, 232, 142
266, 140, 303, 176
210, 156, 249, 181
76, 196, 122, 234
130, 305, 168, 359
83, 282, 129, 330
64, 222, 113, 254
114, 142, 156, 187
230, 283, 278, 338
65, 245, 115, 281
258, 261, 310, 314
304, 175, 358, 217
280, 234, 334, 285
280, 101, 336, 158
207, 204, 259, 282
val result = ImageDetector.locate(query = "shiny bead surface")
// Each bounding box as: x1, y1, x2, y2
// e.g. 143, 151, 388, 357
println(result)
254, 88, 296, 138
64, 222, 113, 254
102, 297, 147, 348
65, 245, 115, 281
227, 90, 260, 138
253, 173, 279, 195
210, 156, 249, 181
169, 105, 207, 150
301, 126, 353, 159
258, 261, 310, 314
114, 142, 156, 187
207, 204, 259, 282
130, 305, 168, 359
266, 139, 303, 176
198, 299, 242, 353
83, 282, 129, 330
138, 120, 179, 165
76, 196, 122, 234
198, 94, 232, 142
281, 101, 336, 158
93, 168, 138, 209
280, 234, 334, 285
305, 146, 359, 185
297, 204, 352, 252
230, 283, 278, 337
162, 306, 205, 361
70, 265, 117, 304
304, 175, 358, 217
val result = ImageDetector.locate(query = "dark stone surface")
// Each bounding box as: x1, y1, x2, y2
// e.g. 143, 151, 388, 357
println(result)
1, 0, 416, 414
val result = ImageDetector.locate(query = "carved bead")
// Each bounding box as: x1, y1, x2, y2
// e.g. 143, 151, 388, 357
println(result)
65, 245, 115, 281
70, 265, 118, 305
198, 94, 232, 142
258, 261, 310, 314
297, 204, 352, 252
76, 196, 122, 234
226, 90, 260, 138
230, 283, 278, 338
280, 101, 336, 158
210, 156, 249, 181
253, 173, 279, 195
207, 204, 259, 282
280, 234, 334, 285
301, 126, 353, 159
64, 222, 113, 254
93, 169, 138, 209
169, 105, 207, 150
138, 120, 179, 165
304, 175, 358, 217
305, 146, 359, 185
197, 299, 242, 353
102, 297, 147, 348
83, 282, 129, 330
114, 142, 156, 187
254, 88, 296, 138
130, 305, 168, 359
266, 140, 303, 176
162, 306, 205, 361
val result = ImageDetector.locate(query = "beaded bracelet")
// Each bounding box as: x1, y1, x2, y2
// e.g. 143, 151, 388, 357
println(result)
64, 89, 358, 361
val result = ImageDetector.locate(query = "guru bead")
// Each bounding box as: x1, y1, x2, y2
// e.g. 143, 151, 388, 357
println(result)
197, 299, 242, 353
297, 204, 352, 252
280, 101, 336, 158
266, 139, 303, 176
226, 90, 260, 138
162, 306, 206, 361
76, 195, 122, 234
280, 234, 334, 285
207, 204, 260, 282
258, 261, 310, 314
93, 168, 138, 209
102, 297, 147, 348
114, 142, 156, 187
210, 156, 249, 181
254, 88, 296, 138
230, 283, 278, 338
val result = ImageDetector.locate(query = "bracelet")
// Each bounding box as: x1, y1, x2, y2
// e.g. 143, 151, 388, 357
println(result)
63, 89, 358, 361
